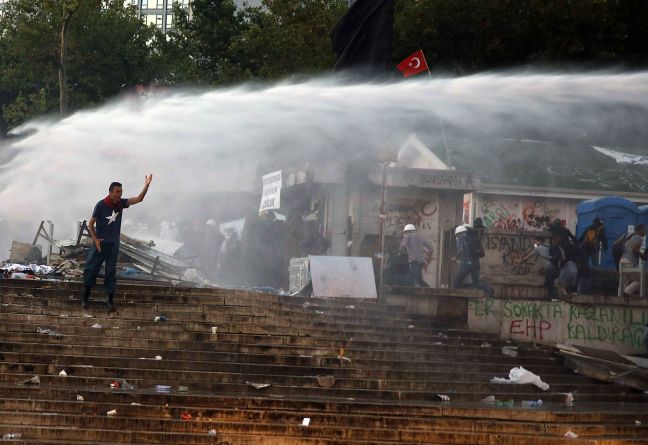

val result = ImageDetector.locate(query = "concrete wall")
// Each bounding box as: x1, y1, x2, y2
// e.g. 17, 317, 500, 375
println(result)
468, 298, 648, 354
481, 230, 548, 299
467, 194, 580, 233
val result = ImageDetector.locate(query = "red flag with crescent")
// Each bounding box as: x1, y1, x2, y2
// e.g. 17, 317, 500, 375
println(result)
397, 50, 428, 77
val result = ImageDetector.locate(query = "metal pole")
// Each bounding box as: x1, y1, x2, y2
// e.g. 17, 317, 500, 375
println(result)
47, 221, 54, 265
378, 164, 387, 296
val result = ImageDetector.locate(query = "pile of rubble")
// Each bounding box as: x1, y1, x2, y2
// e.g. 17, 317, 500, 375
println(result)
2, 232, 208, 286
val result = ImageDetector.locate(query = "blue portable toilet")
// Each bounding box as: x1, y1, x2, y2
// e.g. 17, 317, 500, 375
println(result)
637, 205, 648, 229
576, 196, 639, 270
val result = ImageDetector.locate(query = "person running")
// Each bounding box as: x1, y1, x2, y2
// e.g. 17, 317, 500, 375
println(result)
453, 224, 493, 296
399, 224, 433, 287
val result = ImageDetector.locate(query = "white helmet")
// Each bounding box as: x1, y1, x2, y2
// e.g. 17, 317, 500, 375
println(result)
403, 224, 416, 232
455, 224, 469, 235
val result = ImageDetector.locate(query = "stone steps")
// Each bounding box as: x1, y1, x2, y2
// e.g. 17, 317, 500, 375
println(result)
1, 279, 647, 444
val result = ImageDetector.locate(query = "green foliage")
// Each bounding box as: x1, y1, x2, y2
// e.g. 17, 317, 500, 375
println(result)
2, 88, 49, 128
393, 0, 647, 73
0, 0, 161, 130
1, 0, 647, 133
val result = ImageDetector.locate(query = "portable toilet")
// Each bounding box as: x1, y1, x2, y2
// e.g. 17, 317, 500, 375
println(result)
576, 196, 639, 269
637, 205, 648, 229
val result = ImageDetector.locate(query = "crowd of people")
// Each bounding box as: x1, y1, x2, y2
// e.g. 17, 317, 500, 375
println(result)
387, 215, 648, 299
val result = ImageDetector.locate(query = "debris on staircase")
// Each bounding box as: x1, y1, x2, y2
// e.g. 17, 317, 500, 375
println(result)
316, 375, 336, 388
490, 366, 550, 390
558, 343, 648, 391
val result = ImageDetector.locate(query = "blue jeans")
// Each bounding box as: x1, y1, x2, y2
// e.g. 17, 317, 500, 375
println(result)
83, 242, 119, 295
409, 261, 429, 287
454, 260, 493, 296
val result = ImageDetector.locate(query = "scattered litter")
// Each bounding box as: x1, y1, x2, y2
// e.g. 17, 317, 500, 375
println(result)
106, 409, 117, 416
563, 392, 575, 405
121, 380, 135, 390
316, 375, 336, 388
155, 355, 162, 360
495, 399, 514, 407
155, 385, 172, 393
36, 327, 63, 337
76, 395, 84, 401
408, 325, 415, 329
635, 420, 642, 426
480, 342, 492, 348
109, 381, 121, 389
432, 341, 444, 346
521, 399, 543, 408
90, 323, 103, 329
83, 314, 92, 318
437, 394, 451, 402
481, 395, 495, 404
491, 366, 550, 391
154, 315, 168, 322
211, 326, 218, 334
302, 302, 312, 308
501, 346, 518, 358
314, 310, 324, 315
2, 433, 22, 440
437, 333, 448, 340
337, 355, 352, 363
346, 305, 355, 309
180, 412, 192, 420
246, 382, 271, 390
207, 429, 217, 437
564, 431, 578, 438
130, 402, 142, 406
299, 355, 313, 358
58, 370, 67, 377
21, 375, 40, 385
178, 386, 189, 392
301, 417, 311, 427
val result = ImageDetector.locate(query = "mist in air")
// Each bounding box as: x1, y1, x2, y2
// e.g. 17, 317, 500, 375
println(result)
1, 72, 648, 258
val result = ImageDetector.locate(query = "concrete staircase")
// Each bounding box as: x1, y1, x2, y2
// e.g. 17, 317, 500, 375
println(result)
0, 279, 647, 444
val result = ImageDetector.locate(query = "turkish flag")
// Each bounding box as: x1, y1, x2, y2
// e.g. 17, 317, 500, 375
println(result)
397, 50, 429, 77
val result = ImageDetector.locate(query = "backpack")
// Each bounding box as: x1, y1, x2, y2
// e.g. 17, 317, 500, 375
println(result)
466, 231, 485, 259
582, 227, 599, 248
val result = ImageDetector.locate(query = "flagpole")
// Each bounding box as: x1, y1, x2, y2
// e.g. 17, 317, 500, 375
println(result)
422, 51, 432, 79
378, 163, 387, 297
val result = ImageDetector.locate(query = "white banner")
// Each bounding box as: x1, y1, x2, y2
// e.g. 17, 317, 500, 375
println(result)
259, 170, 282, 212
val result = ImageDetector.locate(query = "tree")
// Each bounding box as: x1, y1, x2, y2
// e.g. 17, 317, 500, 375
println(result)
167, 0, 246, 84
0, 0, 162, 130
229, 0, 346, 80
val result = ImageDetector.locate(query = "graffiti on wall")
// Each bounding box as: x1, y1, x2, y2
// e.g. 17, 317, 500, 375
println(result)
478, 196, 563, 231
521, 199, 560, 230
481, 233, 545, 289
383, 200, 438, 235
479, 196, 520, 230
469, 299, 648, 351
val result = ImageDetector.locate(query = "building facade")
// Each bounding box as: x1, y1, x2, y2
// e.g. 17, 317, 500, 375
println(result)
125, 0, 190, 33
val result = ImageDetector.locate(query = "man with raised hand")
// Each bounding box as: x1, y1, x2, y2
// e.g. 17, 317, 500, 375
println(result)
82, 174, 153, 311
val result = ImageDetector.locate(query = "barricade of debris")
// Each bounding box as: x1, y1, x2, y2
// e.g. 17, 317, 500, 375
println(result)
2, 225, 208, 286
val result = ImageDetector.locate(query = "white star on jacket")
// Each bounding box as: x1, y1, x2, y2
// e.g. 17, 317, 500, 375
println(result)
106, 210, 119, 224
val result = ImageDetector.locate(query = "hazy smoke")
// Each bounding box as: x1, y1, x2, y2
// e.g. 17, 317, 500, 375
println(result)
1, 72, 648, 258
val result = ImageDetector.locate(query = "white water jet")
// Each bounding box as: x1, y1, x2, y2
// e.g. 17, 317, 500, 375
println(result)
1, 72, 648, 258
